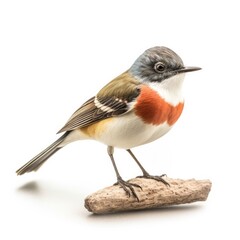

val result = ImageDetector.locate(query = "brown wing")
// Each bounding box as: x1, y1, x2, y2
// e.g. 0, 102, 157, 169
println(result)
57, 96, 129, 133
57, 72, 141, 133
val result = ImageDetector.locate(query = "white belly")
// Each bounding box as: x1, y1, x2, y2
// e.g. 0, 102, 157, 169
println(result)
95, 112, 172, 149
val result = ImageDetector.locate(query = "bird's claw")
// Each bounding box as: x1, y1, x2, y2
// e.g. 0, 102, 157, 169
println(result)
114, 177, 142, 201
137, 174, 170, 187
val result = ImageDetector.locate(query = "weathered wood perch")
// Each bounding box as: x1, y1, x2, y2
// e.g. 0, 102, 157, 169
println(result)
85, 177, 212, 214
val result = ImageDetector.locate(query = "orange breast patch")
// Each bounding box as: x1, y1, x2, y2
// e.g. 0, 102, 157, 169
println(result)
135, 85, 184, 126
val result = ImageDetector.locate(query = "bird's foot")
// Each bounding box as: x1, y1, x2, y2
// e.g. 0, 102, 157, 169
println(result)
114, 177, 142, 201
137, 173, 170, 187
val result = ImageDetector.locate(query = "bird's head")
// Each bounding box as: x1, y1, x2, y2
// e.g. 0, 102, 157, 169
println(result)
129, 46, 201, 86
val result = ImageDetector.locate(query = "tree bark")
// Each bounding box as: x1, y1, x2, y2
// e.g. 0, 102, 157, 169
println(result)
85, 177, 212, 214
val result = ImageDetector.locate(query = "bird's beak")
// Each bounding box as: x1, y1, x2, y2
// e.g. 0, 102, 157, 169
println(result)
177, 66, 202, 73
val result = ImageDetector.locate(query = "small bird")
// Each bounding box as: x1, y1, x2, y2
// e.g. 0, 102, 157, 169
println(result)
16, 46, 201, 200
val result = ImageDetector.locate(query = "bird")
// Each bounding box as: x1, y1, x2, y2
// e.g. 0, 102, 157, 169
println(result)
16, 46, 201, 201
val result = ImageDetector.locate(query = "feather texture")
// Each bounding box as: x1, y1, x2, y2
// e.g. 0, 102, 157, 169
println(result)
16, 132, 69, 175
57, 71, 141, 133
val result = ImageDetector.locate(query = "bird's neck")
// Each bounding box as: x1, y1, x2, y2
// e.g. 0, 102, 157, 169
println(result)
146, 73, 185, 106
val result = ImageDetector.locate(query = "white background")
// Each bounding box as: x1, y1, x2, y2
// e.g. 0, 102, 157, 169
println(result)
0, 0, 239, 239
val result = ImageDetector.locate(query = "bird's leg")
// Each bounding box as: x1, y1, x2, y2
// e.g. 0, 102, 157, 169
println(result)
107, 146, 141, 201
126, 149, 170, 187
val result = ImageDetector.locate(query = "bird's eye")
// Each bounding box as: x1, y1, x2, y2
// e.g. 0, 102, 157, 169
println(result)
154, 62, 166, 73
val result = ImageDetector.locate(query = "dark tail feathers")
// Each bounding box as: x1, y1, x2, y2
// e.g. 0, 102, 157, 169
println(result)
16, 132, 69, 175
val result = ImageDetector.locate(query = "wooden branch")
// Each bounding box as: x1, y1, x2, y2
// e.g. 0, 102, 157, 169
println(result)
85, 177, 212, 214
